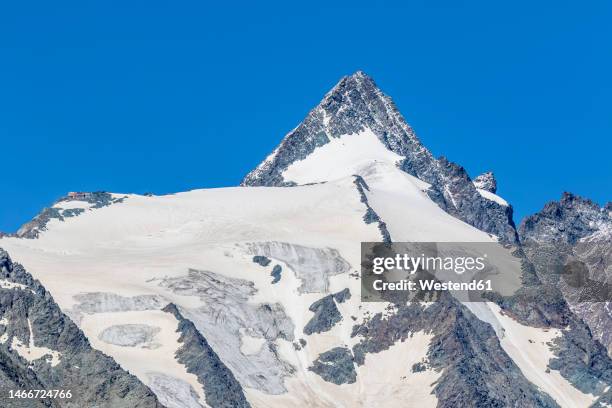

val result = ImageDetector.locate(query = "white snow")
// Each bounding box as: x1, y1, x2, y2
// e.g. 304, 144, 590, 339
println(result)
355, 331, 440, 407
11, 319, 61, 367
0, 169, 463, 406
282, 129, 404, 185
244, 331, 440, 408
239, 329, 266, 355
0, 279, 33, 292
79, 310, 207, 408
54, 201, 93, 210
476, 188, 508, 206
466, 303, 599, 408
0, 131, 596, 406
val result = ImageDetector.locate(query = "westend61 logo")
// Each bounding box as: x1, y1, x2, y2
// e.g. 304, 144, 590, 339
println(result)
360, 242, 612, 303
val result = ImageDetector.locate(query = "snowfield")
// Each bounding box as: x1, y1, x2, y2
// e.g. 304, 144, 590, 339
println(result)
0, 127, 595, 408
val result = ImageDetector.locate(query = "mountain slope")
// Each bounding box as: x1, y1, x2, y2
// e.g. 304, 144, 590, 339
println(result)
519, 193, 612, 356
1, 169, 607, 407
0, 249, 163, 407
242, 71, 517, 243
0, 72, 610, 408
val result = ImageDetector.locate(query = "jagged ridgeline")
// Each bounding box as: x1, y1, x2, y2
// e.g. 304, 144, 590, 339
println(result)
519, 193, 612, 357
242, 71, 517, 244
0, 71, 609, 408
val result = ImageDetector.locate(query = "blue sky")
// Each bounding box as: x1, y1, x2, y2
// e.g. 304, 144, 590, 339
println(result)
1, 0, 610, 232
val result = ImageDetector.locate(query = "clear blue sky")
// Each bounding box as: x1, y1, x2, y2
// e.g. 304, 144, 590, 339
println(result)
1, 0, 610, 232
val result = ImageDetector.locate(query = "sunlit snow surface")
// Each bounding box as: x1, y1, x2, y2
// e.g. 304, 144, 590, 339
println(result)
476, 188, 509, 206
0, 130, 589, 407
465, 303, 599, 407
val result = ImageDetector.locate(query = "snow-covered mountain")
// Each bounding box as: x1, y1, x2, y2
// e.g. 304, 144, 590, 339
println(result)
242, 71, 517, 244
0, 71, 610, 407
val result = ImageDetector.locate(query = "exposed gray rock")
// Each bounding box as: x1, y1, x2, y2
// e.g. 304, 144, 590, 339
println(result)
547, 319, 612, 396
304, 289, 351, 335
246, 241, 351, 293
308, 347, 356, 385
163, 303, 250, 408
519, 193, 612, 354
353, 176, 392, 243
252, 256, 271, 267
303, 296, 340, 336
242, 71, 518, 243
98, 324, 161, 348
62, 208, 85, 218
520, 192, 610, 245
333, 288, 351, 303
475, 241, 612, 401
15, 192, 127, 239
158, 269, 295, 394
270, 265, 282, 284
430, 157, 518, 243
473, 171, 497, 193
0, 248, 163, 408
351, 294, 560, 407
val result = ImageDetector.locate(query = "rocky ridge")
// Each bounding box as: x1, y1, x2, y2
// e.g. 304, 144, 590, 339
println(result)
242, 71, 517, 243
519, 193, 612, 356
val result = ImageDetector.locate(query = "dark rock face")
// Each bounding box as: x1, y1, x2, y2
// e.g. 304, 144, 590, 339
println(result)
520, 192, 610, 245
303, 289, 351, 335
483, 235, 612, 398
518, 193, 612, 356
242, 71, 433, 188
0, 249, 163, 408
333, 288, 351, 303
351, 295, 559, 408
242, 71, 518, 243
548, 319, 612, 397
252, 256, 271, 267
308, 347, 356, 385
163, 303, 251, 408
473, 171, 497, 193
15, 192, 126, 239
270, 265, 282, 284
428, 158, 518, 243
353, 176, 392, 243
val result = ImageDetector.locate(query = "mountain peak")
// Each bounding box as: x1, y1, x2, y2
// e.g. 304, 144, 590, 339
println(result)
242, 71, 429, 187
321, 70, 386, 112
519, 192, 610, 244
242, 72, 518, 243
325, 70, 375, 95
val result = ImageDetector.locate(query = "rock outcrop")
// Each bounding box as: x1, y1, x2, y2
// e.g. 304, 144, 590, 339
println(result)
473, 171, 497, 193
